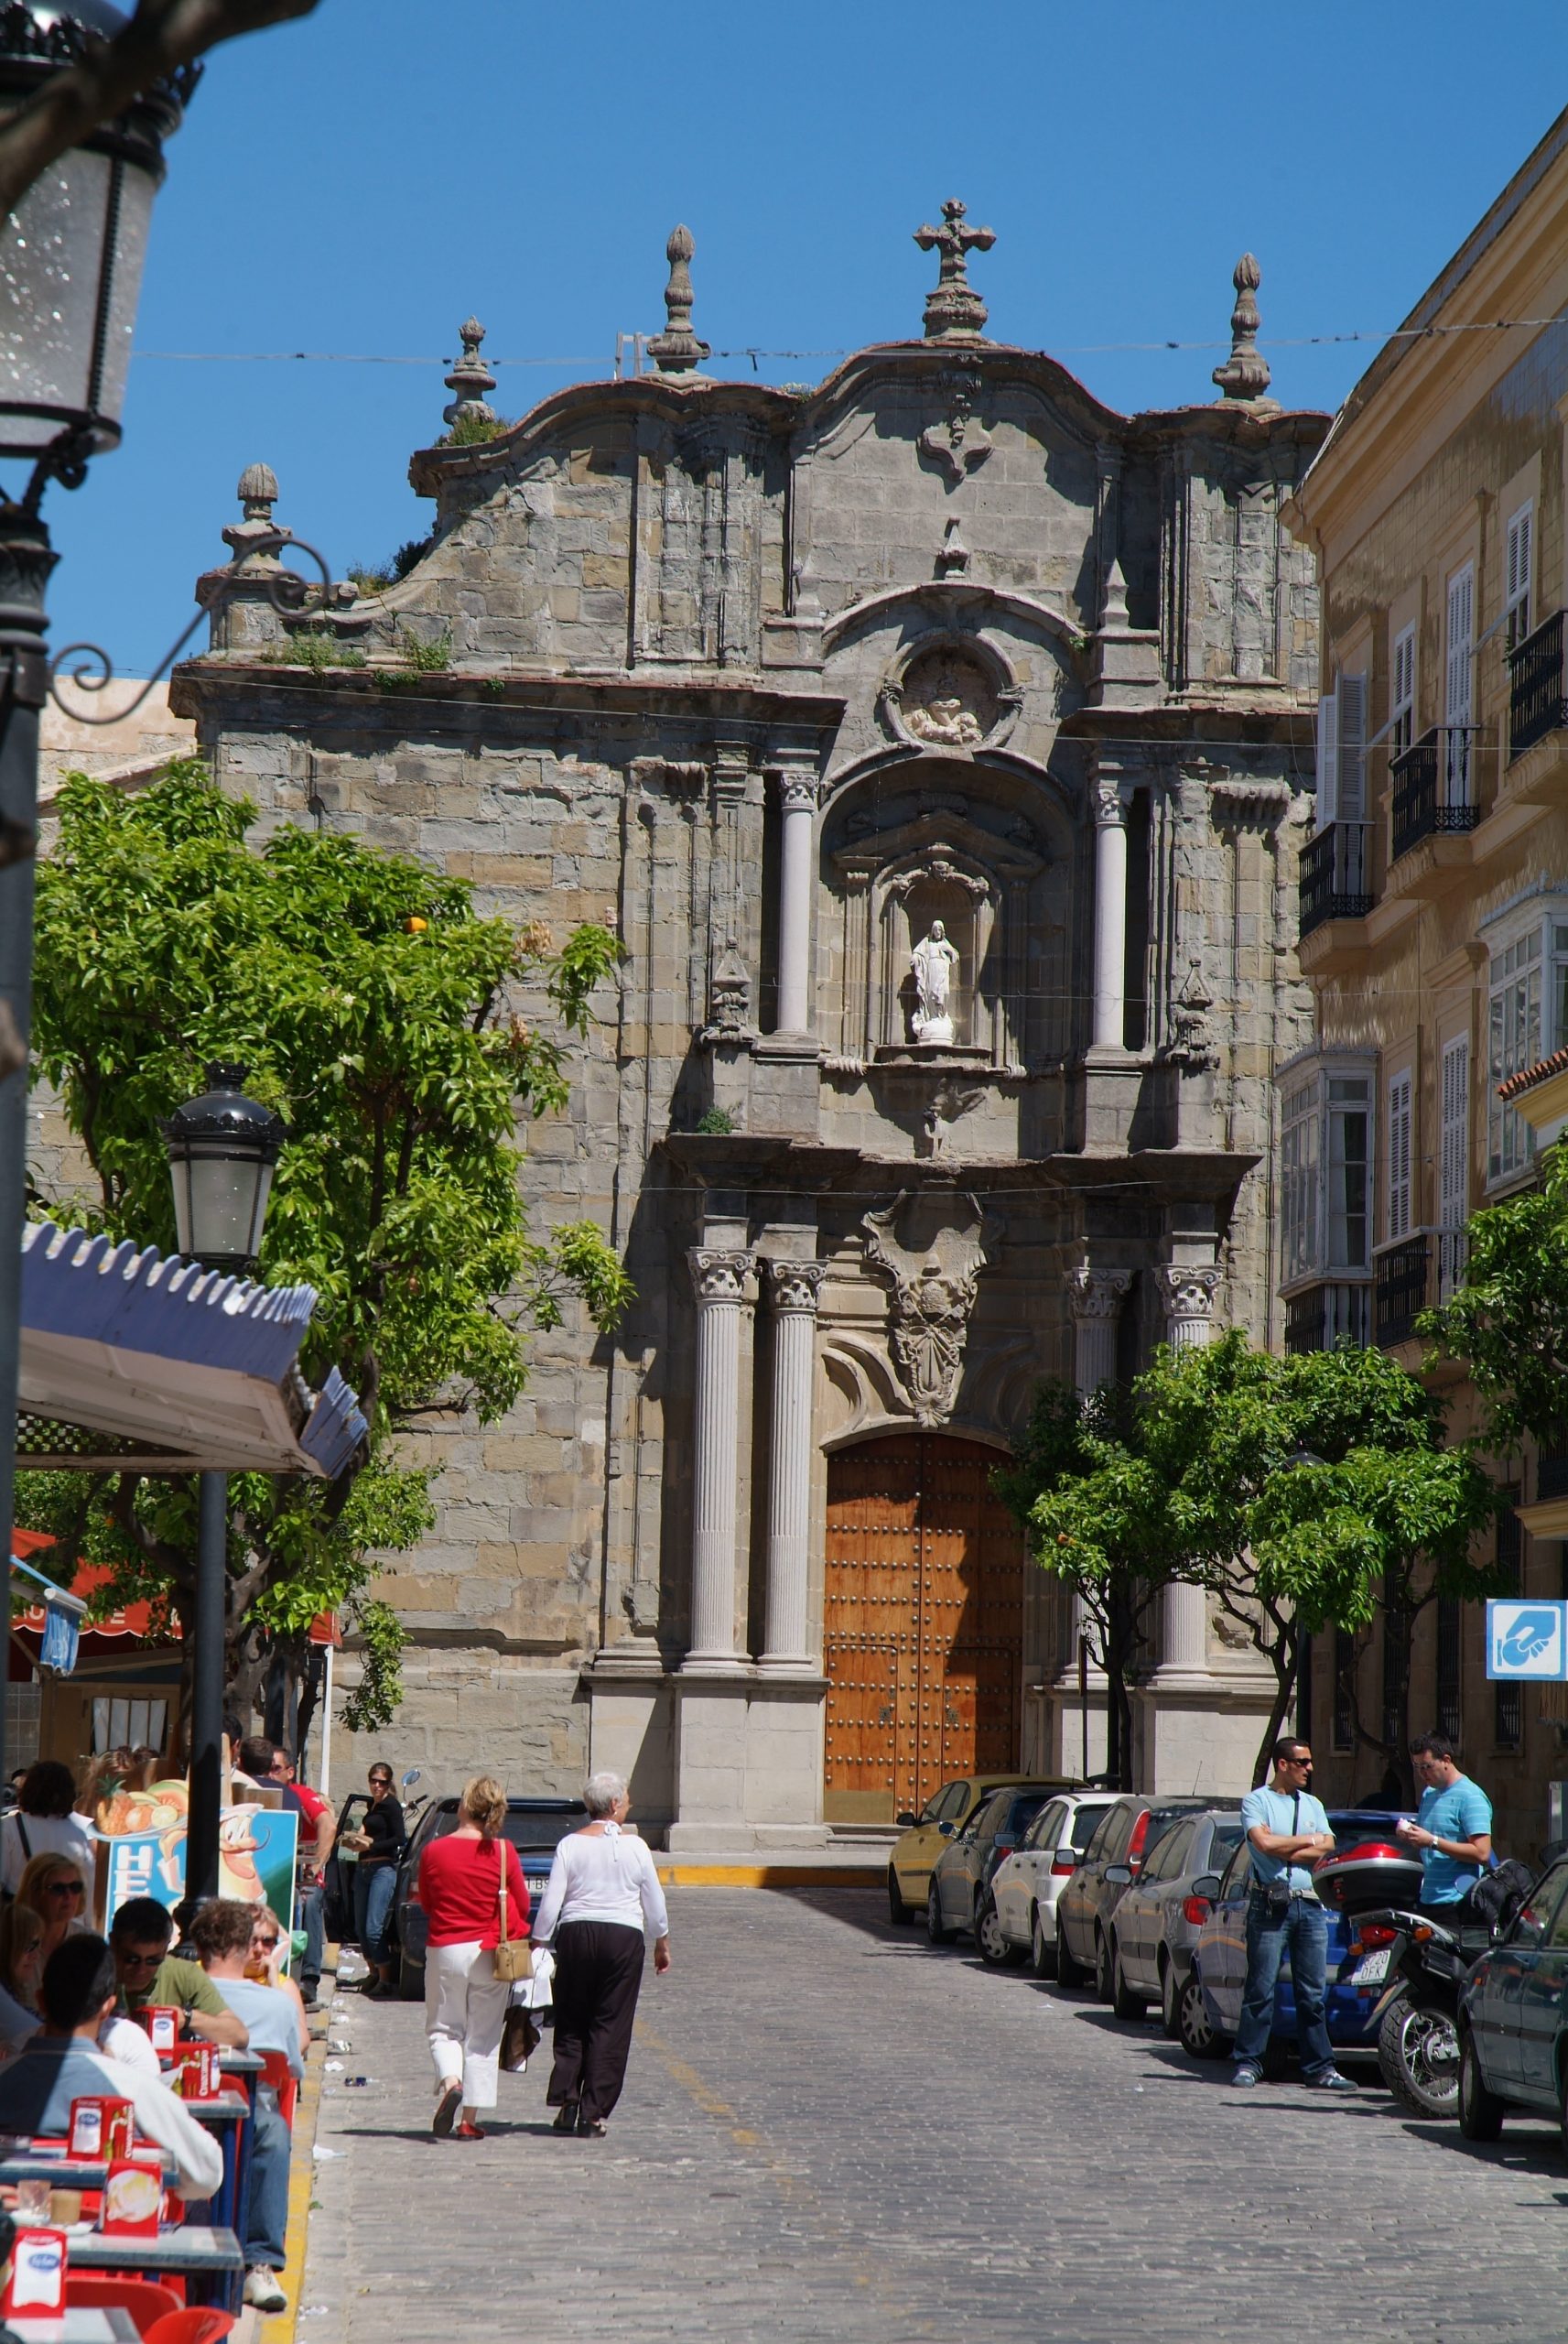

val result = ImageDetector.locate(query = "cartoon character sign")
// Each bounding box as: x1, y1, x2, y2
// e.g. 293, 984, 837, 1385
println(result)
100, 1784, 297, 1935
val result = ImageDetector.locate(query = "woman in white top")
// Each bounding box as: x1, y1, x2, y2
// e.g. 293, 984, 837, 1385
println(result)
0, 1763, 94, 1899
533, 1771, 669, 2138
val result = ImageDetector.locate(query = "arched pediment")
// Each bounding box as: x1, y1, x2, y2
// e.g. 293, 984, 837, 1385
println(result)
821, 579, 1089, 667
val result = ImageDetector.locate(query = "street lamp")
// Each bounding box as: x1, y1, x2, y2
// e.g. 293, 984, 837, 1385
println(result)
164, 1063, 281, 1902
0, 0, 194, 1807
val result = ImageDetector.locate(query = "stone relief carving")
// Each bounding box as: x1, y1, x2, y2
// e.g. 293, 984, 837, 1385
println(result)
921, 1080, 987, 1159
918, 372, 993, 484
879, 642, 1021, 754
1162, 957, 1217, 1071
703, 945, 752, 1041
860, 1189, 999, 1427
910, 920, 962, 1043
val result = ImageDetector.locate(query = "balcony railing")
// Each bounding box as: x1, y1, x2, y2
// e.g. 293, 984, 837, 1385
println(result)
1299, 821, 1373, 939
1375, 1234, 1431, 1345
1283, 1281, 1371, 1355
1508, 608, 1567, 761
1390, 726, 1479, 863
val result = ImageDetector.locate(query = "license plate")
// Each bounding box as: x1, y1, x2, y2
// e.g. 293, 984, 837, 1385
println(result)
1351, 1949, 1390, 1983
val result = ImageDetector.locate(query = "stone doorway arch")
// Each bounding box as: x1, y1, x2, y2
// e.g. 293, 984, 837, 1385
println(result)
823, 1431, 1024, 1824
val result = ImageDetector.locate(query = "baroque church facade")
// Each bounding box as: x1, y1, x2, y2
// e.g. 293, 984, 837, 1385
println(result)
171, 212, 1327, 1843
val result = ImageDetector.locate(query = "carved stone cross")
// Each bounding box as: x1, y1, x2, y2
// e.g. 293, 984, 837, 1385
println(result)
914, 199, 997, 342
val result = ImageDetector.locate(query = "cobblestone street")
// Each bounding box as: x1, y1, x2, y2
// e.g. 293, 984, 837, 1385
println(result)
301, 1887, 1568, 2342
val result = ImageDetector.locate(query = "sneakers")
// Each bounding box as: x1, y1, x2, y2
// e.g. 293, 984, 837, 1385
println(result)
1305, 2068, 1357, 2092
432, 2081, 461, 2138
243, 2268, 287, 2314
1231, 2063, 1260, 2088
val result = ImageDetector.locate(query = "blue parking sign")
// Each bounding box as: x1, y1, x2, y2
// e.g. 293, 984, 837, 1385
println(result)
1487, 1600, 1568, 1679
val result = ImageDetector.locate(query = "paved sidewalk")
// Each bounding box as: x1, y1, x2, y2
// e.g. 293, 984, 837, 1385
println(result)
299, 1886, 1568, 2342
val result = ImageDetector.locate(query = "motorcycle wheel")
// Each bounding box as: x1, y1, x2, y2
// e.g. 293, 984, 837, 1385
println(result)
1379, 1990, 1461, 2120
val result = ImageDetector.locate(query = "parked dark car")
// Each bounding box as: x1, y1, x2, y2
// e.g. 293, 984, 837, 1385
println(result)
1101, 1807, 1244, 2028
1179, 1809, 1412, 2070
1457, 1853, 1568, 2144
393, 1794, 589, 1997
1055, 1796, 1212, 1999
925, 1783, 1057, 1953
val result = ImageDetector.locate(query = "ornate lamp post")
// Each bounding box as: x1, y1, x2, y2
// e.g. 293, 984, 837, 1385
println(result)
163, 1066, 284, 1901
0, 0, 195, 1781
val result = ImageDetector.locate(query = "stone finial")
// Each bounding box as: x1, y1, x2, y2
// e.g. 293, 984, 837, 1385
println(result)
647, 224, 711, 374
914, 199, 996, 342
1212, 253, 1271, 400
443, 316, 498, 429
223, 461, 288, 563
1101, 557, 1130, 630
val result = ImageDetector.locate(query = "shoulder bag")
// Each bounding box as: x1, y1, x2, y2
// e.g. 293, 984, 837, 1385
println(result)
492, 1845, 533, 1983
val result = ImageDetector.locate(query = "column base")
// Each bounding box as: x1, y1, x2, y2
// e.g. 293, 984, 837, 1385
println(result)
672, 1668, 826, 1842
755, 1655, 824, 1680
680, 1651, 752, 1676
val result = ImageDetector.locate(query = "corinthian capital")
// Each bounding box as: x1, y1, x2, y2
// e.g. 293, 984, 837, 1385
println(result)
1067, 1266, 1132, 1322
1153, 1263, 1223, 1325
763, 1258, 826, 1316
688, 1247, 755, 1306
775, 767, 821, 815
1092, 773, 1130, 829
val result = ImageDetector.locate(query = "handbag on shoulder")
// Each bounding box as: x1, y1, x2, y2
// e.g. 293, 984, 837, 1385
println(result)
493, 1851, 533, 1984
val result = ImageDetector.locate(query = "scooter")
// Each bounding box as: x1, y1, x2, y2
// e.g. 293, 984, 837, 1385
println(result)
1356, 1906, 1491, 2119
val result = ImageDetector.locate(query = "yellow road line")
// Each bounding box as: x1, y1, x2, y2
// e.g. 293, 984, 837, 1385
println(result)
261, 2020, 327, 2344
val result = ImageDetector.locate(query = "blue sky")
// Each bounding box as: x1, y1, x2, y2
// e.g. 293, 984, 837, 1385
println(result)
28, 0, 1568, 676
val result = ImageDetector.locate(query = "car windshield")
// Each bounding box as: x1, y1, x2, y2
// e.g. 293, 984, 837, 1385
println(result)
1007, 1794, 1050, 1836
1069, 1804, 1111, 1851
1207, 1822, 1244, 1870
430, 1804, 588, 1853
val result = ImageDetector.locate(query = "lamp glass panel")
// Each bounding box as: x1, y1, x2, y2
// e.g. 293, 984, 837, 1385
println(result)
0, 148, 111, 447
92, 157, 152, 431
186, 1147, 266, 1264
243, 1161, 276, 1262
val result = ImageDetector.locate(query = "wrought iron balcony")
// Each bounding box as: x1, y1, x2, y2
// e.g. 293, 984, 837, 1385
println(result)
1299, 821, 1373, 939
1283, 1281, 1370, 1355
1374, 1234, 1431, 1346
1389, 726, 1479, 864
1508, 608, 1567, 761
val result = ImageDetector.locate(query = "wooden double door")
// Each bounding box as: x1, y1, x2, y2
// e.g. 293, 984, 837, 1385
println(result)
823, 1433, 1024, 1824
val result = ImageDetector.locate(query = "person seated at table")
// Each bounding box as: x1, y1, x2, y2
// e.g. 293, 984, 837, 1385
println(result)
110, 1898, 247, 2051
189, 1898, 301, 2317
0, 1936, 223, 2201
16, 1852, 91, 1964
244, 1905, 309, 2045
0, 1904, 42, 2056
0, 1763, 94, 1898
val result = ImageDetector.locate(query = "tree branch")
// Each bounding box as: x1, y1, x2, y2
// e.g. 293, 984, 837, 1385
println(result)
0, 0, 322, 221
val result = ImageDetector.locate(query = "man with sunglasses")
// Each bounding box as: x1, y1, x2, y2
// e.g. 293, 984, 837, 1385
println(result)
1232, 1739, 1356, 2093
110, 1897, 247, 2050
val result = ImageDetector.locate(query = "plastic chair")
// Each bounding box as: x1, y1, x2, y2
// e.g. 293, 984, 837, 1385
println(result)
257, 2047, 299, 2129
144, 2311, 237, 2344
65, 2273, 184, 2330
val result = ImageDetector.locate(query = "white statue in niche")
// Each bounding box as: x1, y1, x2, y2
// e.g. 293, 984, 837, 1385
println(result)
910, 920, 962, 1044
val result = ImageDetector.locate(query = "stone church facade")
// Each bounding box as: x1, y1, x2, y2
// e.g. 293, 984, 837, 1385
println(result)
170, 214, 1327, 1842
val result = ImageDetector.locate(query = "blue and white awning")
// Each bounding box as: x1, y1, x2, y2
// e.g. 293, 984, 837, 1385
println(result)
17, 1221, 368, 1479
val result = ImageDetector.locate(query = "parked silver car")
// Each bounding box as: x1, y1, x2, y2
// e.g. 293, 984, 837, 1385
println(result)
1100, 1806, 1243, 2030
986, 1790, 1121, 1976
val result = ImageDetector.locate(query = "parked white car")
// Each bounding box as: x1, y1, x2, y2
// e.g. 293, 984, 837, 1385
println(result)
987, 1790, 1120, 1976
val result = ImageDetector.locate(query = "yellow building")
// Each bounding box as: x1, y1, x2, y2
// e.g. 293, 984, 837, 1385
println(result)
1285, 107, 1568, 1849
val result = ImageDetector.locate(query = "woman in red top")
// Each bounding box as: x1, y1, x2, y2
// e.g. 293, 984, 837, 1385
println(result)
416, 1775, 529, 2140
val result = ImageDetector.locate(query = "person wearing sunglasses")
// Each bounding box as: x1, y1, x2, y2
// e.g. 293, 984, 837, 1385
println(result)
1232, 1739, 1355, 2093
15, 1854, 91, 1966
108, 1896, 247, 2050
339, 1765, 406, 1998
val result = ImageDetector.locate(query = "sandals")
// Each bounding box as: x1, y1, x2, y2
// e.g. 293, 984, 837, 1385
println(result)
455, 2121, 486, 2141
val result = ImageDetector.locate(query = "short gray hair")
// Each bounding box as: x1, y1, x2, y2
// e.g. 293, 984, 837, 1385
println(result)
583, 1770, 627, 1818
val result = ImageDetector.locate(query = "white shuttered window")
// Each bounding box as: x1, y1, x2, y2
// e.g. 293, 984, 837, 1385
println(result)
1439, 1036, 1470, 1299
1445, 565, 1475, 804
1315, 689, 1339, 830
1391, 625, 1416, 756
1387, 1069, 1413, 1243
1506, 505, 1533, 653
1338, 674, 1368, 822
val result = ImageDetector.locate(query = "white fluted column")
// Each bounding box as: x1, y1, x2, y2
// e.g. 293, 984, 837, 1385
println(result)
1091, 773, 1130, 1051
1154, 1262, 1223, 1671
774, 769, 819, 1036
760, 1259, 824, 1668
686, 1247, 755, 1666
1067, 1265, 1130, 1394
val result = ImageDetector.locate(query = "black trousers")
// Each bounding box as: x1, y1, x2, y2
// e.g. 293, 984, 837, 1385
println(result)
547, 1920, 646, 2122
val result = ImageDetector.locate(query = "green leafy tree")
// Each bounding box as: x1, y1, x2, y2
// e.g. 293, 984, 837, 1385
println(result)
20, 764, 630, 1745
1000, 1337, 1504, 1791
1421, 1145, 1568, 1452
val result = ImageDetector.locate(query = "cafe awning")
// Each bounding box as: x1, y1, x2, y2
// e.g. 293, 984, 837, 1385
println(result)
8, 1530, 341, 1670
16, 1221, 367, 1479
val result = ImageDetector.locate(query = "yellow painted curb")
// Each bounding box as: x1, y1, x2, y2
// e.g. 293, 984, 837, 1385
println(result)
259, 2020, 328, 2344
654, 1862, 881, 1888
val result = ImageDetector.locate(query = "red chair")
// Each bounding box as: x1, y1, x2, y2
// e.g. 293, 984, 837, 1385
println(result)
144, 2311, 236, 2344
65, 2273, 184, 2329
257, 2048, 298, 2129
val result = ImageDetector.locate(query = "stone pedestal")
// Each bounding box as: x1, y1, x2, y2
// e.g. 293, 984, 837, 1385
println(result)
666, 1668, 828, 1850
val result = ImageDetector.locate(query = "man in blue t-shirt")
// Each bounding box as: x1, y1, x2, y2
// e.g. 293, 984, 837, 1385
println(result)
1232, 1738, 1357, 2094
1396, 1733, 1493, 1917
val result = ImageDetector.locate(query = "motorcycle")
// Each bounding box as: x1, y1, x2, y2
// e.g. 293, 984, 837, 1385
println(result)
1355, 1861, 1534, 2120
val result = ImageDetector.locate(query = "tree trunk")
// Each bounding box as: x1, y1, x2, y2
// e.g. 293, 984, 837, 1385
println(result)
1250, 1627, 1298, 1789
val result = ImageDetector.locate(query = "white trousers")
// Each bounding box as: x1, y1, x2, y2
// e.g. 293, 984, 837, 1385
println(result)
425, 1938, 509, 2113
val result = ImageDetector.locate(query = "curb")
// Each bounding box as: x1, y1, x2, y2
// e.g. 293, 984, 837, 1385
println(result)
654, 1862, 881, 1888
259, 2002, 329, 2344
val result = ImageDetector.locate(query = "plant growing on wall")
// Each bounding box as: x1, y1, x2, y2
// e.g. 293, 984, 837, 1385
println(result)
21, 763, 631, 1746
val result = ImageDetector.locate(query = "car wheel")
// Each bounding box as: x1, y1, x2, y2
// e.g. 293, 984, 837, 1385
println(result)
1054, 1922, 1087, 1989
1030, 1906, 1057, 1980
1160, 1956, 1181, 2040
887, 1865, 909, 1926
1457, 2032, 1505, 2142
1178, 1974, 1229, 2061
975, 1894, 1020, 1969
397, 1950, 424, 2002
1093, 1929, 1115, 2005
1111, 1943, 1147, 2021
925, 1879, 955, 1946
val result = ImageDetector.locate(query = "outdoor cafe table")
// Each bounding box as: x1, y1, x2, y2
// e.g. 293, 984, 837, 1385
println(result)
67, 2220, 244, 2310
186, 2090, 254, 2242
218, 2048, 263, 2077
0, 2150, 176, 2190
11, 2314, 139, 2343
